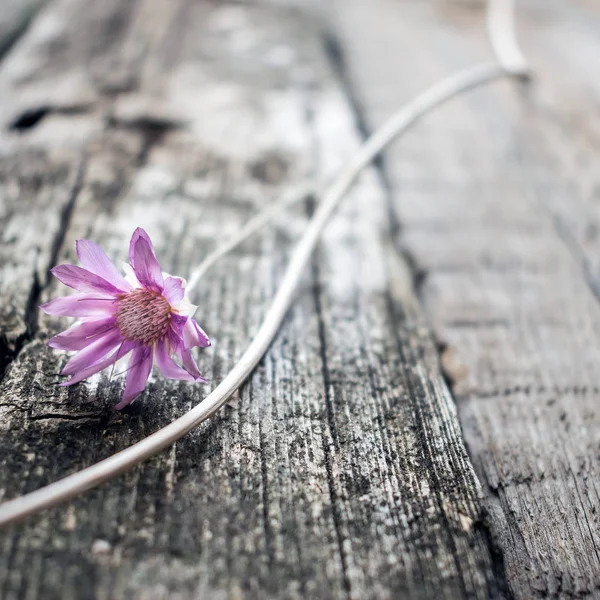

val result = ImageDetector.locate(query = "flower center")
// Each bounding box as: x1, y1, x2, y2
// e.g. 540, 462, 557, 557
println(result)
116, 289, 171, 345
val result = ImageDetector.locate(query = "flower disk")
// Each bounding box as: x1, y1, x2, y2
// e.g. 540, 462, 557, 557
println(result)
116, 289, 171, 345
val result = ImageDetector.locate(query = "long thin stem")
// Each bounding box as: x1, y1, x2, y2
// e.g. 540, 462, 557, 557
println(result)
186, 183, 314, 293
0, 2, 529, 527
487, 0, 530, 77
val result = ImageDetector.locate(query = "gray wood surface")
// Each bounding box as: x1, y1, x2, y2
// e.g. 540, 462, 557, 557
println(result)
0, 0, 597, 599
0, 0, 45, 60
329, 0, 600, 597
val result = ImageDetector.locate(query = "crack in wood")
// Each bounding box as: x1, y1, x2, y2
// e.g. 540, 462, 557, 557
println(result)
0, 155, 86, 385
9, 104, 94, 132
310, 255, 352, 597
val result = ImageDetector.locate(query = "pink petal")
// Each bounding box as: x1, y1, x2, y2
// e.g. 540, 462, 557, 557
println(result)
76, 239, 132, 291
170, 314, 188, 339
154, 339, 195, 381
183, 318, 211, 349
178, 347, 208, 383
48, 317, 117, 350
128, 227, 153, 266
51, 264, 125, 295
59, 341, 135, 387
115, 346, 153, 409
131, 233, 164, 292
163, 276, 185, 304
61, 329, 123, 375
40, 294, 118, 317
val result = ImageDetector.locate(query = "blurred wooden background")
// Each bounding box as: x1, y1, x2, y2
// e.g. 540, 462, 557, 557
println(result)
0, 0, 599, 598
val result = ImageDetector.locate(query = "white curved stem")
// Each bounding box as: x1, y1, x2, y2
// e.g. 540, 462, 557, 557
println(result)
487, 0, 530, 76
0, 1, 530, 527
186, 183, 314, 293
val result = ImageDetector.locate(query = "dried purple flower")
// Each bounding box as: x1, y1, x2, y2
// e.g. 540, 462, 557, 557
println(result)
41, 228, 210, 409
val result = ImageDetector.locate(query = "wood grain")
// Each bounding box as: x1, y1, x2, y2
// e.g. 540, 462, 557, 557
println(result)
328, 0, 600, 597
0, 1, 505, 599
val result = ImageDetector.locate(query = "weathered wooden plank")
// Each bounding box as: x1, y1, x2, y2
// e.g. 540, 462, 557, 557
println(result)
328, 0, 600, 597
0, 0, 504, 599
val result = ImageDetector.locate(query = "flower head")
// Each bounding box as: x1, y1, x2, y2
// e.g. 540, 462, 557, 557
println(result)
41, 228, 210, 409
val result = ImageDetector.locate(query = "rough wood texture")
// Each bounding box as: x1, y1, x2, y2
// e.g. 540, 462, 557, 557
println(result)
329, 0, 600, 597
0, 1, 508, 599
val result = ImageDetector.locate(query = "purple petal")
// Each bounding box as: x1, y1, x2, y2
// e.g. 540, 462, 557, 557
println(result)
51, 264, 125, 295
163, 276, 185, 304
40, 294, 118, 317
76, 239, 132, 291
128, 227, 153, 266
61, 329, 123, 375
155, 339, 195, 381
59, 341, 135, 387
131, 235, 164, 292
115, 346, 153, 409
183, 319, 211, 349
178, 347, 208, 383
48, 317, 117, 350
170, 313, 188, 340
